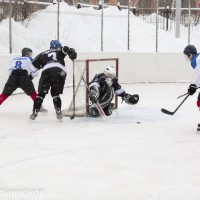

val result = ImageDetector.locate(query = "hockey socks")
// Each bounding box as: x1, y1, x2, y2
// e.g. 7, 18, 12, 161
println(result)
53, 95, 63, 120
33, 95, 44, 111
30, 92, 37, 101
0, 94, 8, 105
53, 95, 61, 109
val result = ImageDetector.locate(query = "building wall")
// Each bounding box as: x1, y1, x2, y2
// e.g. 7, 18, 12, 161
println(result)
109, 0, 118, 6
196, 0, 200, 7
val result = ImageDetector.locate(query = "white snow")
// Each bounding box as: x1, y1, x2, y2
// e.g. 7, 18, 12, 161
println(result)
0, 2, 200, 54
1, 2, 200, 200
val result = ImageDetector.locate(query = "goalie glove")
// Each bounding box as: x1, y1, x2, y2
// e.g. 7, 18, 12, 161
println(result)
89, 86, 100, 103
89, 91, 98, 103
122, 93, 139, 105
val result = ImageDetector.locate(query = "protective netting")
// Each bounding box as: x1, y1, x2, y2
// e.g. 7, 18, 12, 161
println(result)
63, 58, 119, 117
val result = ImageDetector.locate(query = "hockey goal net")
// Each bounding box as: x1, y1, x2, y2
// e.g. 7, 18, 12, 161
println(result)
63, 58, 119, 117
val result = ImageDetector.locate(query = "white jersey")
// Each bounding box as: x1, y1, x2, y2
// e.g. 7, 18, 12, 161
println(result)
8, 56, 38, 78
191, 53, 200, 87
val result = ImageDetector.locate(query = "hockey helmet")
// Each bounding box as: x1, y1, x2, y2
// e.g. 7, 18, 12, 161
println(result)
183, 45, 197, 56
104, 66, 116, 78
21, 47, 32, 57
50, 40, 62, 49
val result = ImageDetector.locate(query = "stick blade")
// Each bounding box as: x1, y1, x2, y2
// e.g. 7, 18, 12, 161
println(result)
95, 101, 107, 119
161, 108, 174, 115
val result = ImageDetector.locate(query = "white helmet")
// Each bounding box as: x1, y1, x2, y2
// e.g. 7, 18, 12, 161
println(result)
104, 66, 116, 78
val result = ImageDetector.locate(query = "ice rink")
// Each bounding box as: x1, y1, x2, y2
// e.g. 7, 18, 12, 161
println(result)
1, 83, 200, 200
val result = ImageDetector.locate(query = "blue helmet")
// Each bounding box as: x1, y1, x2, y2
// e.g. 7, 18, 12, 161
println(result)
183, 45, 197, 56
50, 40, 62, 49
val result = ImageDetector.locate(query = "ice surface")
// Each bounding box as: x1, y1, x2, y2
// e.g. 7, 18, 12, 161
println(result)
0, 83, 200, 200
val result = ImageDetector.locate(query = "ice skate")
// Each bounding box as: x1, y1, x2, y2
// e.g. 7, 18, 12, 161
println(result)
197, 124, 200, 134
29, 110, 38, 120
55, 108, 63, 120
39, 106, 48, 113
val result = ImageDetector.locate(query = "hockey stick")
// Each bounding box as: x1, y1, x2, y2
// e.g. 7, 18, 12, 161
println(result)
70, 60, 75, 120
95, 100, 107, 118
177, 92, 188, 99
161, 94, 190, 115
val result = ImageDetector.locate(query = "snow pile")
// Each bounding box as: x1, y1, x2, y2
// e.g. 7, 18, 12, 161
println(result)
0, 2, 199, 54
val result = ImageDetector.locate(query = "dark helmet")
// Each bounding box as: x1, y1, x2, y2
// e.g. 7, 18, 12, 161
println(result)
50, 40, 62, 49
183, 45, 197, 56
21, 47, 32, 57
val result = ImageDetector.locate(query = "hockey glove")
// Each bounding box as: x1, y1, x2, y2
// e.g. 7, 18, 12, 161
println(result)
122, 93, 139, 105
188, 84, 197, 95
68, 48, 77, 61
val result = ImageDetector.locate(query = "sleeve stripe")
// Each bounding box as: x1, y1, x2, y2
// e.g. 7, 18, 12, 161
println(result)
62, 47, 68, 55
115, 88, 125, 95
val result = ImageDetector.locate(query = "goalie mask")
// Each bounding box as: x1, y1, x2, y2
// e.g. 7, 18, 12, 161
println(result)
104, 66, 116, 79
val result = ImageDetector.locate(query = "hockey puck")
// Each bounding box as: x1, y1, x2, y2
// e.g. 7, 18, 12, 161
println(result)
136, 121, 141, 124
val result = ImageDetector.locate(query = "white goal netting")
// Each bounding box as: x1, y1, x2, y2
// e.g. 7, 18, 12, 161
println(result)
63, 58, 119, 117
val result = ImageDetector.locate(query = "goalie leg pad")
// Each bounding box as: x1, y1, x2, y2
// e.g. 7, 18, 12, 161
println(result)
103, 104, 113, 116
89, 107, 100, 117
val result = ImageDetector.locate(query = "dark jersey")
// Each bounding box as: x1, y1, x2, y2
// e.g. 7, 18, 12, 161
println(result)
89, 73, 125, 96
32, 46, 69, 70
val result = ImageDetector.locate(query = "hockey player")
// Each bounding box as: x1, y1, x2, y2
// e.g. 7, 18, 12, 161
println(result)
29, 40, 77, 120
183, 45, 200, 131
0, 48, 46, 112
183, 45, 200, 96
88, 66, 139, 117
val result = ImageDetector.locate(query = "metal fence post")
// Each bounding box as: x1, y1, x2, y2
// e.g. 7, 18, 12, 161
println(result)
188, 0, 191, 44
9, 0, 12, 54
175, 0, 181, 38
101, 0, 104, 52
127, 0, 130, 51
156, 0, 159, 52
57, 0, 60, 41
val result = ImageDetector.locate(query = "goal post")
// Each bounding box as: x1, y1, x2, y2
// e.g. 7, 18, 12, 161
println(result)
63, 58, 119, 117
